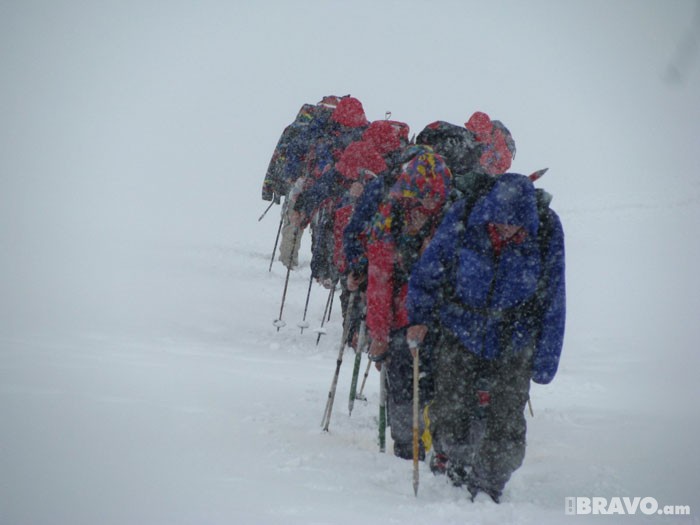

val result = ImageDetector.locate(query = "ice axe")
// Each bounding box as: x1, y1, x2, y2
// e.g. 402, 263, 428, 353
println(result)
528, 167, 548, 182
409, 339, 420, 497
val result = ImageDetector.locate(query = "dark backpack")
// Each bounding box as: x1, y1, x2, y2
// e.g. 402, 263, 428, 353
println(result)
416, 121, 482, 176
496, 185, 557, 354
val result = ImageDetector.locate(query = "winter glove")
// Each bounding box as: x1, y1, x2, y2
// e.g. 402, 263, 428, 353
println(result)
346, 272, 366, 292
368, 339, 389, 370
262, 182, 274, 201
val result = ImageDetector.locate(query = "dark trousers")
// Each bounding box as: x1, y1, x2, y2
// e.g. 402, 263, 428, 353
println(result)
385, 327, 433, 451
310, 205, 337, 283
430, 329, 532, 496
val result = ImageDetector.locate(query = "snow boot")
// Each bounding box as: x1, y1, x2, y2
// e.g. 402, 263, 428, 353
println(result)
467, 482, 501, 504
446, 463, 468, 487
429, 452, 449, 475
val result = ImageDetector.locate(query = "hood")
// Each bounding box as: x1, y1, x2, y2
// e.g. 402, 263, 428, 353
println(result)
468, 173, 539, 237
416, 120, 481, 175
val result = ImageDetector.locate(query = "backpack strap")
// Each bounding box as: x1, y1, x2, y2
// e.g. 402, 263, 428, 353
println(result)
497, 188, 554, 354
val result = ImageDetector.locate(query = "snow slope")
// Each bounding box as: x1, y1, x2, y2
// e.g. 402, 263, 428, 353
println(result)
2, 1, 700, 524
1, 215, 698, 524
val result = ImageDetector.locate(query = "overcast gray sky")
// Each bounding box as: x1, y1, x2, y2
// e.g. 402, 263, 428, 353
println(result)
1, 1, 698, 349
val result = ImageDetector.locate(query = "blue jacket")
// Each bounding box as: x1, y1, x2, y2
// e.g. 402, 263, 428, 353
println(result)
282, 106, 334, 185
407, 173, 566, 384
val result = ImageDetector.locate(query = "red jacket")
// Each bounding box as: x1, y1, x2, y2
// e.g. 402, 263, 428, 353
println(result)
366, 234, 435, 344
332, 139, 390, 275
366, 238, 408, 344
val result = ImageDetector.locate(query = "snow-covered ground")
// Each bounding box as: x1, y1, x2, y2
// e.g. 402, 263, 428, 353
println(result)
2, 1, 699, 524
2, 204, 699, 524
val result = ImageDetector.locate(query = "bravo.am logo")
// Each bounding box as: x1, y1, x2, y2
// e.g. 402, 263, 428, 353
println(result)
565, 497, 691, 516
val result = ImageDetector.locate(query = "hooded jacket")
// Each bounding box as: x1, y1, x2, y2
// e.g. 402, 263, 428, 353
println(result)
262, 103, 318, 200
406, 173, 566, 384
293, 99, 369, 217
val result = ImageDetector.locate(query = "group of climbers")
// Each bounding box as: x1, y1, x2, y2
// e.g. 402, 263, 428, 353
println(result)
261, 95, 566, 503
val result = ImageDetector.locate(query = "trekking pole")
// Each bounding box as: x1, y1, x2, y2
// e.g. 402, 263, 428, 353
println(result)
268, 213, 284, 273
258, 199, 276, 222
527, 398, 534, 417
273, 264, 291, 331
321, 292, 357, 432
315, 286, 334, 346
348, 318, 367, 415
356, 357, 372, 401
298, 272, 314, 334
411, 343, 420, 497
378, 363, 387, 453
326, 281, 337, 322
348, 351, 362, 415
272, 227, 299, 330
